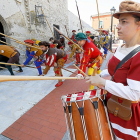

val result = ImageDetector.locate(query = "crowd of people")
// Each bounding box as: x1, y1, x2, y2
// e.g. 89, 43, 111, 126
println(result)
0, 29, 110, 88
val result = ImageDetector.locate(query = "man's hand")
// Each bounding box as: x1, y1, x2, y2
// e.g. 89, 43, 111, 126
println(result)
41, 63, 45, 66
76, 74, 83, 80
34, 56, 39, 59
21, 64, 25, 67
53, 62, 57, 67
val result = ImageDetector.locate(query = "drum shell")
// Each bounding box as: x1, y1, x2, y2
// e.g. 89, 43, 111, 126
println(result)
62, 91, 113, 140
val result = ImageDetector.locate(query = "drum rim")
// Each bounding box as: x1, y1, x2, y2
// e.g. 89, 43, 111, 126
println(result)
61, 89, 104, 103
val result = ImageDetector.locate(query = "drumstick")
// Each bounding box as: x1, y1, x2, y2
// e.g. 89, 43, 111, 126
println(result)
0, 75, 85, 82
73, 64, 88, 77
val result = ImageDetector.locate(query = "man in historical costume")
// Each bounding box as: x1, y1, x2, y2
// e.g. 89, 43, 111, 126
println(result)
39, 41, 67, 87
101, 30, 110, 59
68, 41, 81, 66
70, 30, 77, 43
0, 45, 23, 75
49, 37, 63, 49
75, 33, 103, 90
86, 31, 92, 41
59, 34, 65, 49
31, 38, 41, 46
21, 39, 44, 76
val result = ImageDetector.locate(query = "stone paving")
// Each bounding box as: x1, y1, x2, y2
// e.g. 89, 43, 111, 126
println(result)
0, 45, 118, 140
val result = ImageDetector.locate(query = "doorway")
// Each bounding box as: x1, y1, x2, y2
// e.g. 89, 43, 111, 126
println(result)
0, 21, 9, 70
53, 24, 60, 40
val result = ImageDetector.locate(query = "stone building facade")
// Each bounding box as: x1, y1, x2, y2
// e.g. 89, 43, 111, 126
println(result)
0, 0, 94, 63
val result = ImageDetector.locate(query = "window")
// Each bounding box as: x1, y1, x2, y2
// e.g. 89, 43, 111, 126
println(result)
98, 21, 103, 29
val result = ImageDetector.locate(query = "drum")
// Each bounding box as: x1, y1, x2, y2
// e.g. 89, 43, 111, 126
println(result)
61, 89, 114, 140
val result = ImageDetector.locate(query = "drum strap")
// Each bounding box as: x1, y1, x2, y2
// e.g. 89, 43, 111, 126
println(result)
111, 46, 140, 80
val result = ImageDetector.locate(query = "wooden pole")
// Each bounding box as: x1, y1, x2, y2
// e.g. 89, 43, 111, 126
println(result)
0, 32, 41, 50
62, 68, 77, 75
0, 40, 26, 52
0, 75, 84, 82
0, 66, 19, 73
0, 62, 36, 69
73, 64, 88, 77
95, 1, 113, 53
54, 27, 84, 52
96, 0, 101, 35
75, 0, 83, 33
41, 8, 55, 39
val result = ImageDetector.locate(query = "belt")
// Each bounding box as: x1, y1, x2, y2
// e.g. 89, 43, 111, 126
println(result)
118, 97, 139, 103
10, 51, 17, 58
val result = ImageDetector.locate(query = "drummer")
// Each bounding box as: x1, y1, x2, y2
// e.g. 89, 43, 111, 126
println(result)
86, 1, 140, 139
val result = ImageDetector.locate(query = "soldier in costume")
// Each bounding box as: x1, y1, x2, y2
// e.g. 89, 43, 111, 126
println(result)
49, 37, 63, 49
59, 34, 65, 48
39, 41, 67, 87
86, 1, 140, 139
70, 30, 77, 43
0, 45, 23, 75
86, 31, 93, 42
21, 39, 44, 76
101, 30, 110, 59
75, 33, 103, 90
68, 41, 81, 66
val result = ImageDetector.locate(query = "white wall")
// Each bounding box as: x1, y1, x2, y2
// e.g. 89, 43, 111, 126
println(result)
68, 11, 96, 38
0, 0, 95, 62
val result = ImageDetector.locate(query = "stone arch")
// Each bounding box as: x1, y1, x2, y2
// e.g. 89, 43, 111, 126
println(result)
0, 15, 11, 44
0, 15, 11, 68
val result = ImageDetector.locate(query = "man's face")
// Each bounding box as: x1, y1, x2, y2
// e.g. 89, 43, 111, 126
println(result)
68, 44, 72, 47
77, 40, 86, 46
40, 45, 48, 52
50, 39, 54, 43
73, 31, 76, 35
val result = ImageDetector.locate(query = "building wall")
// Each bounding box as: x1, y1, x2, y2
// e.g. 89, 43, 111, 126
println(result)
68, 11, 97, 38
92, 13, 119, 39
0, 0, 94, 63
0, 0, 69, 62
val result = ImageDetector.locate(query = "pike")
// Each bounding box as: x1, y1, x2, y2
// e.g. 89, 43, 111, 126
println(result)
73, 64, 88, 77
75, 0, 83, 33
53, 27, 84, 52
0, 40, 26, 52
0, 32, 41, 50
0, 75, 84, 82
0, 66, 20, 73
95, 0, 113, 53
62, 67, 77, 75
0, 62, 36, 69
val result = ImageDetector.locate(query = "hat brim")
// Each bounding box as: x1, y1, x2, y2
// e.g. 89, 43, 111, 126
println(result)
113, 11, 140, 19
